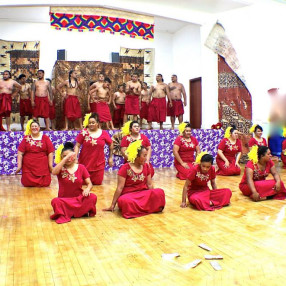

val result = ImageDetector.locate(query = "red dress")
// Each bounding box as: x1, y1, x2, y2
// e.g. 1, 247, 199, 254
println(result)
117, 163, 165, 218
18, 134, 54, 187
216, 138, 242, 176
65, 95, 82, 121
187, 164, 232, 211
0, 93, 12, 116
239, 160, 286, 200
248, 137, 267, 148
121, 133, 155, 177
148, 97, 167, 123
76, 129, 112, 185
33, 96, 50, 118
50, 164, 97, 224
125, 94, 140, 115
281, 139, 286, 169
174, 135, 199, 180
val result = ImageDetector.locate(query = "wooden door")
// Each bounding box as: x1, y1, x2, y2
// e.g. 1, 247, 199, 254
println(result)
189, 77, 202, 129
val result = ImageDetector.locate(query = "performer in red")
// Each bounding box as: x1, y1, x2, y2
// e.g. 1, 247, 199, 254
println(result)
167, 75, 187, 130
239, 145, 286, 201
103, 140, 165, 218
216, 125, 242, 176
120, 120, 154, 177
140, 82, 150, 128
281, 128, 286, 169
31, 70, 53, 130
0, 70, 21, 131
248, 124, 267, 147
46, 78, 56, 130
173, 122, 200, 180
16, 119, 54, 187
124, 73, 141, 122
112, 84, 126, 128
75, 112, 114, 185
18, 74, 32, 131
50, 142, 97, 224
180, 153, 232, 210
57, 70, 84, 130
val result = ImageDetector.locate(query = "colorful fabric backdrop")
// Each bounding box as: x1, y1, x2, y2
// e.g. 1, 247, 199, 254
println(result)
50, 7, 154, 40
0, 129, 224, 176
52, 60, 123, 129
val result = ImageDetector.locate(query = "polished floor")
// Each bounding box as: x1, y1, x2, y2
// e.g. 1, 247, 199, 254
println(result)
1, 164, 286, 286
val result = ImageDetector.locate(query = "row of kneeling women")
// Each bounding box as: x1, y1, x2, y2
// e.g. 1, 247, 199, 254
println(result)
15, 118, 286, 224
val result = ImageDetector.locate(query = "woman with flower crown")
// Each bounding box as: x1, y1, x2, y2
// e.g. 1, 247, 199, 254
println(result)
239, 145, 286, 201
16, 119, 54, 187
50, 142, 97, 224
248, 124, 267, 148
216, 125, 242, 176
74, 112, 113, 185
120, 120, 154, 177
173, 122, 200, 180
103, 140, 165, 218
180, 153, 232, 210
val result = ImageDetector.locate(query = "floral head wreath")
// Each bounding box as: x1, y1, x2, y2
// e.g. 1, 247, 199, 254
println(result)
83, 113, 92, 128
249, 124, 258, 133
121, 121, 132, 136
195, 152, 209, 164
224, 126, 232, 138
248, 145, 258, 164
178, 122, 188, 135
54, 144, 64, 164
283, 127, 286, 138
24, 119, 35, 135
125, 140, 143, 163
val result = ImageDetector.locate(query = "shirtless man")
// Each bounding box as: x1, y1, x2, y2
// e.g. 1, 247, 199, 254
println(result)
148, 74, 172, 130
168, 75, 187, 129
140, 82, 150, 128
57, 70, 84, 130
124, 73, 141, 122
31, 70, 53, 130
0, 70, 21, 131
46, 78, 57, 130
18, 74, 32, 131
112, 84, 126, 128
92, 77, 115, 129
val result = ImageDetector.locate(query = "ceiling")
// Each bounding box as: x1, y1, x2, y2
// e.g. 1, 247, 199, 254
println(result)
0, 0, 260, 33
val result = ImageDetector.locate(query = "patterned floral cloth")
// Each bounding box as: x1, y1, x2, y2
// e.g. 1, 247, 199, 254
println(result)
0, 129, 224, 175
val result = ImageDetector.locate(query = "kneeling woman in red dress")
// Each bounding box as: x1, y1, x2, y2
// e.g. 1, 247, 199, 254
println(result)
75, 113, 114, 185
120, 120, 154, 177
239, 145, 286, 201
180, 153, 232, 211
103, 140, 165, 218
173, 122, 200, 180
50, 142, 97, 224
16, 119, 54, 187
216, 125, 242, 176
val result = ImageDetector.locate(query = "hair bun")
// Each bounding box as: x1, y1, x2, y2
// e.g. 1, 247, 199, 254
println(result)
64, 142, 74, 149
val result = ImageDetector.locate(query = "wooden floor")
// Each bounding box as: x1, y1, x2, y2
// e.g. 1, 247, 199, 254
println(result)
1, 164, 286, 286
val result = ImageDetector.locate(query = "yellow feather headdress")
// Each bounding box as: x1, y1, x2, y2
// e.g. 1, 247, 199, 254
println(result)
195, 152, 209, 164
54, 144, 64, 164
283, 127, 286, 138
125, 140, 143, 163
178, 122, 188, 135
24, 119, 34, 135
224, 126, 232, 138
248, 145, 258, 164
83, 113, 92, 128
249, 124, 258, 133
121, 121, 132, 136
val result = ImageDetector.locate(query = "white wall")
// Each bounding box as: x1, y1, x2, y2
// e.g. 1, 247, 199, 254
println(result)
172, 24, 202, 122
201, 2, 286, 128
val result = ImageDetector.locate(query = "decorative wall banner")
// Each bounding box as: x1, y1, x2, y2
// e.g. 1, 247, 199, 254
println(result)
50, 7, 154, 40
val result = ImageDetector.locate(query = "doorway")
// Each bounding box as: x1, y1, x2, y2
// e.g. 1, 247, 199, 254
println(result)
189, 77, 202, 129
